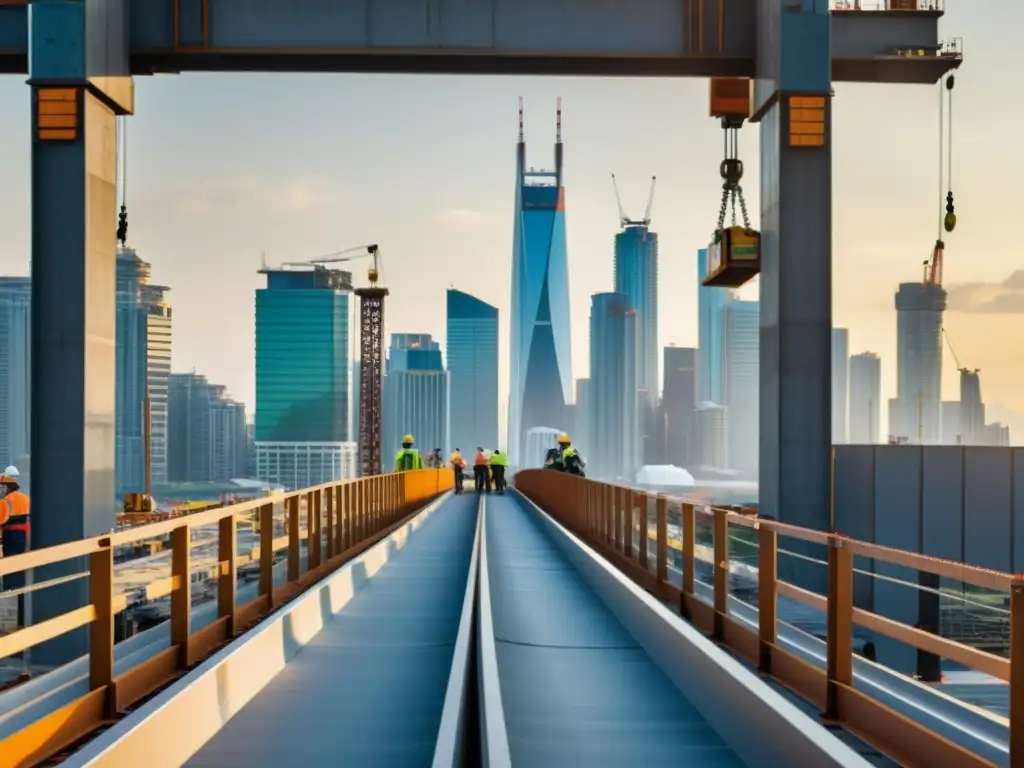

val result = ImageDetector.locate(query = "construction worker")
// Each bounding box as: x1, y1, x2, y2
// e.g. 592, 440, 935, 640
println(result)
0, 466, 29, 626
450, 448, 466, 494
394, 435, 423, 472
557, 433, 586, 477
489, 450, 509, 494
473, 447, 488, 493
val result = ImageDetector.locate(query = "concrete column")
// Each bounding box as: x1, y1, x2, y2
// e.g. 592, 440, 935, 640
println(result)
28, 0, 132, 664
756, 1, 833, 591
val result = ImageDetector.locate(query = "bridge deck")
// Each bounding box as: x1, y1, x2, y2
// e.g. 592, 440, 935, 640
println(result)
486, 493, 744, 766
184, 493, 479, 767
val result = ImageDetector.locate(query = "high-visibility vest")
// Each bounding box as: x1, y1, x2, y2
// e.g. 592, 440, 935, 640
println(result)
2, 491, 30, 534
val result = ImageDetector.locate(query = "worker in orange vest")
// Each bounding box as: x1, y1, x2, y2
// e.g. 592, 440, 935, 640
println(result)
473, 447, 489, 493
0, 465, 30, 627
449, 448, 467, 494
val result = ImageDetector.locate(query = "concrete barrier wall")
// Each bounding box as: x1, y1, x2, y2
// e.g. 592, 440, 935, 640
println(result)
833, 445, 1023, 671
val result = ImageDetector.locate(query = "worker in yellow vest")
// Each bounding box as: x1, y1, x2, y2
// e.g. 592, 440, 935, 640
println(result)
394, 435, 423, 472
449, 448, 466, 494
488, 450, 509, 494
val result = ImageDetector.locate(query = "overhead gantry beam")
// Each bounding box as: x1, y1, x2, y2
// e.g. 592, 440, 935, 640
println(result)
0, 0, 961, 83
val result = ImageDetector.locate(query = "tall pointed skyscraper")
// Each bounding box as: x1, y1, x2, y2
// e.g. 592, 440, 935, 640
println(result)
508, 97, 573, 463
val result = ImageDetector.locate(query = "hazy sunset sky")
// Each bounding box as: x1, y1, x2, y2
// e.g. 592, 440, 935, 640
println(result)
0, 2, 1018, 439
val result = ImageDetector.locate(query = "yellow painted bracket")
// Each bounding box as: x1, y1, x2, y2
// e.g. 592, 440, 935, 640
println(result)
787, 95, 826, 148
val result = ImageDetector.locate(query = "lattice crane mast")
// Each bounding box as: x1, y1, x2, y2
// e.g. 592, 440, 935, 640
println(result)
284, 244, 387, 476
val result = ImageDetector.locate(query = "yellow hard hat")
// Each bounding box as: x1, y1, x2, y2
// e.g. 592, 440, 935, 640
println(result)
557, 433, 571, 444
402, 434, 414, 444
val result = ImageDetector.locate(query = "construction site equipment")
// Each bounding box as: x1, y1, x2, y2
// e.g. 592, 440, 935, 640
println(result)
123, 394, 155, 516
284, 244, 387, 476
923, 74, 956, 288
702, 77, 761, 288
611, 174, 656, 229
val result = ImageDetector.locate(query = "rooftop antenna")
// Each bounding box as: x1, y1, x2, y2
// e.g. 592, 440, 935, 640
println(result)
518, 96, 524, 143
556, 96, 562, 144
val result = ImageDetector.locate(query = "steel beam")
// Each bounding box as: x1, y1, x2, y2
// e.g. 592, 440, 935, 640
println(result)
755, 0, 833, 594
28, 0, 132, 664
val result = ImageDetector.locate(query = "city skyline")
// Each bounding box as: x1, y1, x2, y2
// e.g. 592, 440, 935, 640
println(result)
0, 2, 1019, 443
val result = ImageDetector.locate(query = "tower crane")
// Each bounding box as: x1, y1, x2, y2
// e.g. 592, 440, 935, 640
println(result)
942, 327, 978, 376
280, 243, 387, 475
610, 174, 657, 229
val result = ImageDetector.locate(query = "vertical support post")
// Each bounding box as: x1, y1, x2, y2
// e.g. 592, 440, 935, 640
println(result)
755, 0, 833, 595
88, 539, 115, 717
713, 508, 729, 640
825, 535, 853, 720
621, 487, 632, 558
1010, 578, 1022, 767
218, 514, 237, 636
325, 485, 335, 559
637, 492, 648, 570
287, 495, 300, 582
757, 523, 778, 673
656, 496, 668, 584
682, 503, 696, 598
259, 502, 274, 602
307, 490, 321, 570
28, 0, 133, 666
171, 526, 191, 669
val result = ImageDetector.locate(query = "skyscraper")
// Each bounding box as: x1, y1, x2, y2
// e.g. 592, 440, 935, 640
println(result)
446, 289, 499, 454
891, 282, 946, 443
383, 333, 448, 460
661, 346, 697, 467
724, 300, 759, 475
508, 99, 573, 464
832, 327, 849, 444
574, 378, 591, 459
614, 222, 659, 456
849, 352, 881, 444
958, 369, 985, 445
588, 293, 639, 481
255, 265, 354, 488
0, 278, 31, 472
116, 248, 172, 496
697, 248, 727, 405
169, 372, 248, 483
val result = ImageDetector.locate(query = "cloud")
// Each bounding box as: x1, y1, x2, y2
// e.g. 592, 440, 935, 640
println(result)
175, 176, 335, 215
428, 208, 497, 230
946, 270, 1024, 313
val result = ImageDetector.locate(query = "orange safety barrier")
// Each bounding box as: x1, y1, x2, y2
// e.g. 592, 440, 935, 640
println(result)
0, 468, 452, 767
514, 469, 1020, 768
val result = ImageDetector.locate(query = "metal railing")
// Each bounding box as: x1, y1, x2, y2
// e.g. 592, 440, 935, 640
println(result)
515, 470, 1020, 768
831, 0, 945, 11
0, 468, 453, 766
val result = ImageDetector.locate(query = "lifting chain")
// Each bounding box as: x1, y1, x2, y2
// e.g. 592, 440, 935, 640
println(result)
116, 116, 129, 247
716, 119, 751, 233
942, 74, 956, 234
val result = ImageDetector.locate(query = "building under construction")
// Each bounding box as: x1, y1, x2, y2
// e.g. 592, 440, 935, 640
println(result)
889, 281, 947, 444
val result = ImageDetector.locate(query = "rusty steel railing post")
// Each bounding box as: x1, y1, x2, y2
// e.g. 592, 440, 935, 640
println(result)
637, 492, 649, 570
825, 534, 854, 721
1010, 577, 1023, 767
601, 484, 611, 545
259, 502, 274, 603
88, 538, 115, 716
325, 485, 335, 560
287, 495, 301, 582
713, 508, 729, 640
621, 487, 632, 559
656, 495, 668, 584
218, 514, 238, 637
171, 525, 192, 668
682, 503, 696, 600
757, 522, 778, 673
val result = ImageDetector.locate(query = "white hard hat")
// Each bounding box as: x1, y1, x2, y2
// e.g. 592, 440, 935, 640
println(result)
3, 466, 18, 478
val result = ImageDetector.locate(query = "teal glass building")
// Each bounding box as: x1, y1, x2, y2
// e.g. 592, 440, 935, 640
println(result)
255, 268, 351, 443
446, 289, 498, 453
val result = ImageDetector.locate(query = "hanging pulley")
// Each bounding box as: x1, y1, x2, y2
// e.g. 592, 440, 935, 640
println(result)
703, 117, 760, 288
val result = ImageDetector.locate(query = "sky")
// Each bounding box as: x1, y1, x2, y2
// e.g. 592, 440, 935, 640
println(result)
0, 2, 1020, 439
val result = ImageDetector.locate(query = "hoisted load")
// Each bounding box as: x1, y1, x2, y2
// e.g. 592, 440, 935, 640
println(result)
702, 78, 761, 288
